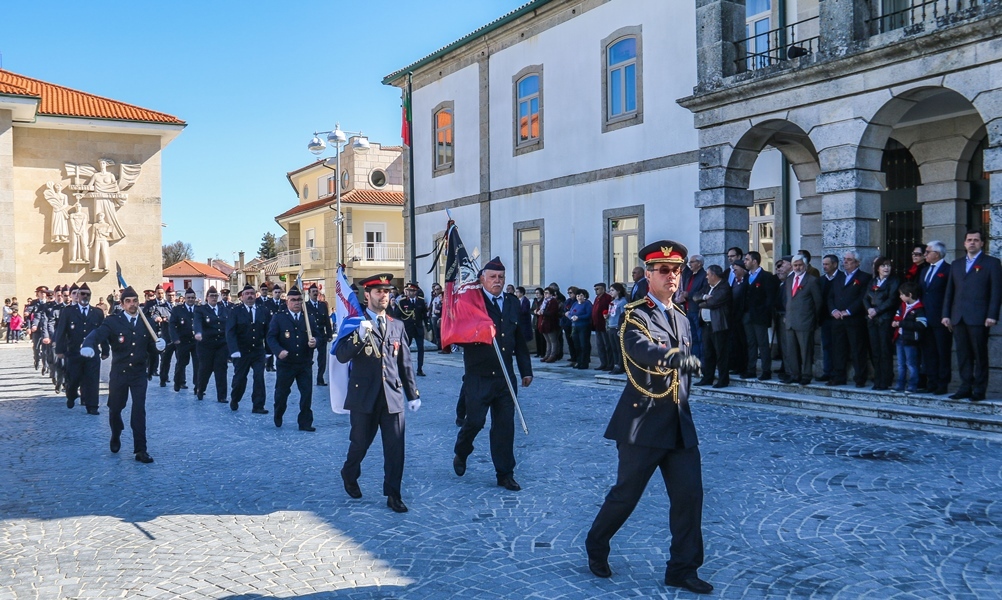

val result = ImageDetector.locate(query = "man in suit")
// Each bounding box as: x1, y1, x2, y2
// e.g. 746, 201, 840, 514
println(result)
80, 286, 166, 464
36, 286, 67, 393
942, 230, 1002, 401
53, 283, 108, 414
266, 286, 317, 430
585, 240, 709, 594
692, 264, 731, 388
169, 288, 200, 394
817, 255, 840, 381
782, 255, 823, 385
193, 286, 229, 402
452, 257, 533, 492
919, 240, 952, 395
394, 282, 430, 376
827, 251, 872, 387
629, 267, 649, 302
305, 284, 333, 385
728, 263, 748, 375
152, 287, 175, 386
741, 251, 779, 380
677, 256, 707, 363
336, 273, 421, 513
226, 284, 269, 414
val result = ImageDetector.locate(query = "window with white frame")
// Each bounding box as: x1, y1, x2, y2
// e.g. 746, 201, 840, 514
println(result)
432, 101, 455, 176
317, 173, 337, 198
745, 0, 772, 70
518, 228, 542, 287
305, 228, 316, 249
609, 216, 639, 286
364, 222, 387, 261
601, 26, 643, 132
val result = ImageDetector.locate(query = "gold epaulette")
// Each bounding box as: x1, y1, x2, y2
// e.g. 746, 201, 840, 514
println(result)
625, 298, 647, 310
673, 302, 686, 316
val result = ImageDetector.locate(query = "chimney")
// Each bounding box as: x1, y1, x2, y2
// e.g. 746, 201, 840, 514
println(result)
238, 251, 245, 269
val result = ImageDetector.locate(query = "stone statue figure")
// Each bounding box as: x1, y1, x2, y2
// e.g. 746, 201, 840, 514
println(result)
90, 212, 113, 272
68, 202, 90, 264
43, 182, 70, 243
64, 158, 142, 243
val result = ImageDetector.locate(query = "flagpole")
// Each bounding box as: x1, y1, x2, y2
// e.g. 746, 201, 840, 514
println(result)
407, 72, 418, 283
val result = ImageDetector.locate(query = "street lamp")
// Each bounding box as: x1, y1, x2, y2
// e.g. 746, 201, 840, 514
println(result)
308, 123, 370, 266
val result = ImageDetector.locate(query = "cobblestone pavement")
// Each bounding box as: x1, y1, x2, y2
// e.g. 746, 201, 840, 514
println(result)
1, 342, 1001, 599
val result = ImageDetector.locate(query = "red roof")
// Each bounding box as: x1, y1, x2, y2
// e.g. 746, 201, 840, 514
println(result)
276, 189, 404, 220
163, 260, 229, 279
0, 69, 185, 125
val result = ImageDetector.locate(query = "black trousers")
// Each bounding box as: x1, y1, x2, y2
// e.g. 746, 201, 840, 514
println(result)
65, 353, 101, 408
230, 352, 266, 409
586, 443, 704, 580
572, 326, 591, 368
405, 325, 425, 371
45, 344, 64, 389
147, 351, 159, 378
921, 324, 953, 391
456, 377, 467, 421
699, 324, 729, 385
728, 312, 747, 373
454, 373, 516, 478
954, 322, 989, 395
274, 361, 313, 428
832, 316, 868, 385
313, 340, 328, 383
159, 343, 175, 384
32, 330, 43, 366
172, 341, 198, 390
867, 320, 894, 388
563, 324, 576, 361
196, 341, 228, 400
341, 390, 405, 498
108, 367, 148, 454
743, 316, 770, 375
533, 328, 547, 358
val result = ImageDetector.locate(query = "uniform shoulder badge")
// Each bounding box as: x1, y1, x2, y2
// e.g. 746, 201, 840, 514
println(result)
645, 297, 656, 308
625, 298, 647, 309
672, 302, 686, 315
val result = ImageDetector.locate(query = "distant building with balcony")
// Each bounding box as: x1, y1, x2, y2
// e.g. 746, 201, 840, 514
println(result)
162, 259, 229, 298
276, 141, 406, 293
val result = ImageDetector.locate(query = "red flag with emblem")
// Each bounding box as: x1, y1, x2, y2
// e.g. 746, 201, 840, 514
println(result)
440, 221, 495, 346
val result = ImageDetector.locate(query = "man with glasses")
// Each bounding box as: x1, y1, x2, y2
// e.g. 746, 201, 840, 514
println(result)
80, 286, 166, 463
54, 283, 108, 414
586, 240, 709, 594
918, 241, 951, 395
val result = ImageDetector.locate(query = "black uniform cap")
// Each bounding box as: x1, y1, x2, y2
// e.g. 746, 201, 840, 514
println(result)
121, 286, 139, 300
359, 273, 394, 290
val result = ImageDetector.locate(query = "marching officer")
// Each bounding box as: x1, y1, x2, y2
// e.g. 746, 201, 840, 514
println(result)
305, 284, 333, 386
80, 286, 166, 463
335, 273, 421, 513
168, 288, 200, 393
28, 286, 49, 372
257, 282, 280, 372
394, 282, 429, 376
193, 286, 230, 402
154, 287, 176, 386
37, 286, 67, 393
584, 241, 709, 594
266, 286, 317, 431
226, 284, 269, 414
144, 285, 168, 380
54, 283, 108, 415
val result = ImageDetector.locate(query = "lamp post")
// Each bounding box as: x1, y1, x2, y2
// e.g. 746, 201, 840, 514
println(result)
308, 123, 370, 267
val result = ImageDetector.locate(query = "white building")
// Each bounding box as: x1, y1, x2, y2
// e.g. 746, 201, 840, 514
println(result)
384, 0, 791, 291
162, 259, 228, 299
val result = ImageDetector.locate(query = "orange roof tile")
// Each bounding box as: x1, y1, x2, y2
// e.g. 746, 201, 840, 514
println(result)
0, 69, 184, 125
163, 260, 229, 279
276, 189, 404, 220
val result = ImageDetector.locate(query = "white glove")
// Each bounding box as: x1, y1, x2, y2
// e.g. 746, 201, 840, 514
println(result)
155, 338, 167, 352
408, 399, 421, 412
231, 352, 241, 358
79, 346, 95, 358
359, 320, 373, 337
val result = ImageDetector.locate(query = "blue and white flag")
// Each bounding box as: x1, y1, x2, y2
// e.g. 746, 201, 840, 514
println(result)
328, 266, 365, 414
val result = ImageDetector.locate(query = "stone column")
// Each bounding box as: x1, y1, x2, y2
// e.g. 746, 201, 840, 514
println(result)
917, 180, 968, 259
818, 0, 868, 57
796, 178, 823, 260
984, 145, 1002, 257
0, 110, 14, 299
696, 143, 753, 266
695, 0, 746, 90
816, 167, 883, 266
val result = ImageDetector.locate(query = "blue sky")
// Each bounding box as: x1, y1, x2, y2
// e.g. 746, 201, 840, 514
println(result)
2, 0, 525, 264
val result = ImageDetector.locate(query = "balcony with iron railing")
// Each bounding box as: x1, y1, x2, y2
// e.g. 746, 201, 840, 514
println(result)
276, 247, 323, 271
867, 0, 991, 34
346, 242, 405, 265
734, 15, 820, 74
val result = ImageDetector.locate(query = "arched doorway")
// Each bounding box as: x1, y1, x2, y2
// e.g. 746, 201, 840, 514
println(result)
880, 139, 921, 276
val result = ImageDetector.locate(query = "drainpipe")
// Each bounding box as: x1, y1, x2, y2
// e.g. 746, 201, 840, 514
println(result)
777, 0, 788, 60
781, 155, 792, 257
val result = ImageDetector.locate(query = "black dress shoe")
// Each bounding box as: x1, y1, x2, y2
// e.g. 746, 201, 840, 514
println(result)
971, 393, 986, 402
416, 370, 426, 376
453, 454, 466, 476
712, 382, 729, 389
180, 384, 189, 389
135, 452, 154, 464
230, 399, 239, 411
800, 378, 812, 386
588, 556, 612, 578
299, 425, 317, 432
252, 407, 269, 414
110, 434, 121, 454
758, 372, 772, 381
67, 397, 75, 409
387, 496, 409, 513
693, 380, 712, 387
817, 374, 830, 382
86, 407, 100, 415
740, 372, 756, 379
173, 386, 180, 393
274, 414, 283, 428
497, 475, 521, 491
343, 479, 362, 499
826, 379, 843, 387
779, 376, 793, 384
217, 398, 227, 403
951, 390, 972, 400
316, 381, 328, 386
665, 575, 713, 594
933, 386, 949, 396
160, 381, 167, 388
196, 394, 204, 401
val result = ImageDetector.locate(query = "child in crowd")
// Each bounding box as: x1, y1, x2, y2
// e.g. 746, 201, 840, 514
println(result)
7, 308, 22, 343
891, 281, 926, 393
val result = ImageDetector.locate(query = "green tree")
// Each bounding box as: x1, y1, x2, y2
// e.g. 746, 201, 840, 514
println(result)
258, 232, 278, 259
162, 240, 194, 269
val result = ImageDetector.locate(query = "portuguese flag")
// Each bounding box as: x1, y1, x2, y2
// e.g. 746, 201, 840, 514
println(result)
401, 85, 411, 147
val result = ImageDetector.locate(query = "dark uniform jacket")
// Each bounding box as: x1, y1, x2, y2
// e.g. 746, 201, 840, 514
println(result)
169, 304, 198, 344
461, 291, 532, 380
145, 299, 173, 340
694, 281, 731, 333
266, 310, 316, 366
335, 313, 419, 414
863, 276, 900, 324
54, 304, 108, 357
193, 303, 229, 345
83, 311, 159, 375
226, 303, 269, 356
37, 302, 65, 340
394, 297, 429, 332
828, 269, 872, 318
604, 298, 698, 450
943, 253, 1002, 325
305, 299, 333, 340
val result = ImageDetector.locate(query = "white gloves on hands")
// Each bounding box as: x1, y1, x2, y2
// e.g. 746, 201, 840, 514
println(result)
359, 320, 373, 337
155, 338, 167, 352
80, 346, 95, 358
408, 399, 421, 412
231, 352, 241, 359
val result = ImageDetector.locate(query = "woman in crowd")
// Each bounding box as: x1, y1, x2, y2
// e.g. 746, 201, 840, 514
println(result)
538, 287, 562, 362
904, 244, 927, 282
530, 287, 546, 358
561, 285, 578, 365
606, 283, 628, 374
864, 256, 900, 390
567, 288, 593, 369
7, 308, 22, 343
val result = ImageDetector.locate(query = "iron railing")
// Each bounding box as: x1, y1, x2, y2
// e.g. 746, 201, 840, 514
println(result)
869, 0, 987, 33
735, 15, 820, 72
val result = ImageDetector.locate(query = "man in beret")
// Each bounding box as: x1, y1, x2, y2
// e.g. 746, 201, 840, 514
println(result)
226, 284, 270, 414
168, 288, 201, 394
585, 240, 711, 594
336, 273, 421, 513
54, 283, 108, 415
193, 286, 230, 402
393, 282, 430, 376
80, 286, 166, 463
152, 287, 175, 385
452, 256, 533, 492
266, 286, 317, 430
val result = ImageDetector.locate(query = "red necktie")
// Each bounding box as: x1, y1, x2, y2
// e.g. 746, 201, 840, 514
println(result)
792, 275, 801, 297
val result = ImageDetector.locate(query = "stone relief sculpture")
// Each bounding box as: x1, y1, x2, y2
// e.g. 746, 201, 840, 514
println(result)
90, 213, 113, 272
65, 158, 141, 242
43, 182, 70, 243
68, 202, 90, 265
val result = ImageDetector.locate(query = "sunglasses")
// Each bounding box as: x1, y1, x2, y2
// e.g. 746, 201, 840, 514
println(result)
651, 265, 682, 276
912, 252, 924, 256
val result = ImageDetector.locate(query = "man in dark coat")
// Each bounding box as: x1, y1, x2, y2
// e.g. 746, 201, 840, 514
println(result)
266, 286, 317, 430
226, 284, 270, 414
741, 251, 779, 380
452, 257, 533, 492
80, 286, 166, 463
585, 240, 709, 595
193, 286, 229, 402
168, 288, 200, 393
918, 241, 952, 395
394, 282, 430, 376
942, 230, 1002, 401
692, 264, 730, 388
305, 284, 333, 385
336, 273, 421, 513
152, 287, 175, 386
53, 283, 108, 414
818, 255, 840, 381
827, 251, 872, 387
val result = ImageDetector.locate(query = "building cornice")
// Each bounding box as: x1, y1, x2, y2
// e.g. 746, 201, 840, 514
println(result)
15, 114, 186, 145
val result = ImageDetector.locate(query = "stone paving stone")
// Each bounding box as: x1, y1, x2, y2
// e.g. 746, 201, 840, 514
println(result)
1, 343, 1002, 598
